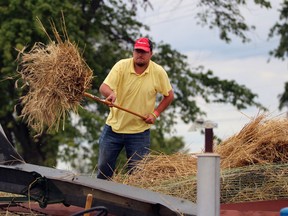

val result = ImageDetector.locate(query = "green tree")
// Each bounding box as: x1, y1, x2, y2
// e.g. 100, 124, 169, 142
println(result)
0, 0, 264, 172
268, 1, 288, 110
196, 0, 271, 43
195, 0, 288, 111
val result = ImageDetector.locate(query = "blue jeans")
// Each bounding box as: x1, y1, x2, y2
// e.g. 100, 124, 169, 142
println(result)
97, 124, 150, 179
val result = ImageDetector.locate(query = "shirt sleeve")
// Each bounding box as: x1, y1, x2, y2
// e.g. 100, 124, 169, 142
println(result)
103, 61, 122, 91
155, 65, 173, 96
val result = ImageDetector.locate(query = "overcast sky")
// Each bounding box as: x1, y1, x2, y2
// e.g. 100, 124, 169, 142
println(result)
138, 0, 288, 152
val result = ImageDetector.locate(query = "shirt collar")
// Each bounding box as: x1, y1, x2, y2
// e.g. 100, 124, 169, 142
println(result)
130, 60, 151, 75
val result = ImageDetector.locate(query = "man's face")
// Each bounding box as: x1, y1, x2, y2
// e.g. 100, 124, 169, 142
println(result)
133, 49, 152, 67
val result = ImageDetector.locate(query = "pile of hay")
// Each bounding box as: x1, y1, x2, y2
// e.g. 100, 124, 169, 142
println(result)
216, 114, 288, 168
113, 152, 198, 201
113, 114, 288, 203
17, 17, 93, 133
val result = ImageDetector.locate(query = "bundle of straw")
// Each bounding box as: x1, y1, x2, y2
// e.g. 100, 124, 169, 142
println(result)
17, 17, 93, 133
215, 113, 288, 168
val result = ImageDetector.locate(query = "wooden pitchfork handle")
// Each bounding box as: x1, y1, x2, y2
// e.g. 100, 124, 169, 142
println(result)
83, 92, 146, 120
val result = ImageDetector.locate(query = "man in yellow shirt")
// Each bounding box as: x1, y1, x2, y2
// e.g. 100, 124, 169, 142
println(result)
97, 37, 174, 179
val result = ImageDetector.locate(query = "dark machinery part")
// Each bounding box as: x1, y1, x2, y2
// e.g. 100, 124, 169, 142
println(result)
0, 127, 196, 216
71, 206, 108, 216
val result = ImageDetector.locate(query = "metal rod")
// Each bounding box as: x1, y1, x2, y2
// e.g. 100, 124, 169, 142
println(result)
205, 128, 213, 153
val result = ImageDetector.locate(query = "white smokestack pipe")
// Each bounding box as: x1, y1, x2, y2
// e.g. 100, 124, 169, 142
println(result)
197, 153, 220, 216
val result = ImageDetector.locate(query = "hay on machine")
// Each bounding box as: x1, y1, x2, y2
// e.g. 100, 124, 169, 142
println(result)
113, 113, 288, 204
16, 16, 93, 134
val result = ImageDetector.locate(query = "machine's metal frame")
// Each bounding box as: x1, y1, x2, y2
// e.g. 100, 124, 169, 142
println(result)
0, 127, 196, 216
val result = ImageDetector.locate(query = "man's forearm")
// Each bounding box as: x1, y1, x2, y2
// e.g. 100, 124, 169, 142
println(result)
99, 83, 113, 98
99, 83, 116, 103
154, 89, 174, 116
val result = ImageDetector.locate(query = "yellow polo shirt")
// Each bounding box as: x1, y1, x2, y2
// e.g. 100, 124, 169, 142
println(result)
103, 58, 172, 133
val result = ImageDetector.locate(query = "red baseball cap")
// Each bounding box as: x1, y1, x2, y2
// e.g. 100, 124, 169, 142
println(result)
134, 37, 151, 52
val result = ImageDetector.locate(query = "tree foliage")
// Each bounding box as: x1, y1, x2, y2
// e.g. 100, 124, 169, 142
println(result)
0, 0, 267, 171
267, 1, 288, 110
269, 1, 288, 60
196, 0, 271, 43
